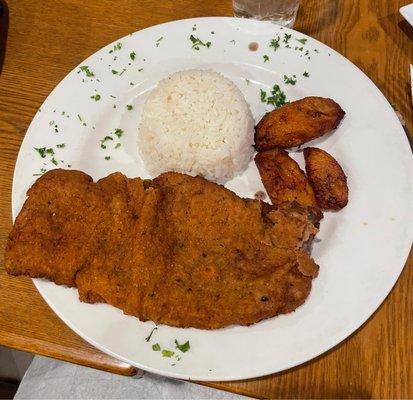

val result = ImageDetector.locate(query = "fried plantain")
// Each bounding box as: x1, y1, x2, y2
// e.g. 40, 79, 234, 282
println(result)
255, 96, 345, 151
304, 147, 348, 210
255, 148, 321, 214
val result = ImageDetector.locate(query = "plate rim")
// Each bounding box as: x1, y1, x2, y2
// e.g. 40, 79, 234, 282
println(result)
11, 16, 413, 381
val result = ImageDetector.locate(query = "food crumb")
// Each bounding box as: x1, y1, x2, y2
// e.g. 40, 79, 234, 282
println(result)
254, 191, 267, 201
248, 42, 259, 51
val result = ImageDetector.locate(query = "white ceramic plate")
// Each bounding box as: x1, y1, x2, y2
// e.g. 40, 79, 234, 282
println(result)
400, 3, 413, 27
12, 17, 413, 381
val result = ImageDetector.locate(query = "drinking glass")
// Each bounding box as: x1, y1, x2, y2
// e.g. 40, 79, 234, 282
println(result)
232, 0, 300, 27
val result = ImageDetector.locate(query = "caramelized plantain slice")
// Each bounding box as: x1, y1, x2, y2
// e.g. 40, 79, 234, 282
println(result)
255, 96, 345, 151
255, 148, 321, 214
304, 147, 348, 210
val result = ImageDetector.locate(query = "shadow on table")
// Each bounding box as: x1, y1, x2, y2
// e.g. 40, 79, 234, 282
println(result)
398, 19, 413, 42
0, 0, 9, 76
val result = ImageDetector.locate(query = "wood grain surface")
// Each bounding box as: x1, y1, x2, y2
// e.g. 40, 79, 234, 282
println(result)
0, 0, 412, 398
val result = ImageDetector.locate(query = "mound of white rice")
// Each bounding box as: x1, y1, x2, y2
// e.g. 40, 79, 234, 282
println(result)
138, 69, 255, 183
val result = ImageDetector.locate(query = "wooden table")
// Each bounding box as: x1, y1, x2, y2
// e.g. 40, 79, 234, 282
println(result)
0, 0, 412, 398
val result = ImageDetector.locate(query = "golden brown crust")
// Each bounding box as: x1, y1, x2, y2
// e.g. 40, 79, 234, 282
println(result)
255, 148, 321, 213
255, 96, 345, 151
4, 169, 320, 329
304, 147, 349, 210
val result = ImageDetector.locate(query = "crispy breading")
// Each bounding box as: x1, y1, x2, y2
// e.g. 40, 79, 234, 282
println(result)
255, 148, 321, 215
4, 169, 320, 329
304, 147, 349, 210
255, 96, 345, 151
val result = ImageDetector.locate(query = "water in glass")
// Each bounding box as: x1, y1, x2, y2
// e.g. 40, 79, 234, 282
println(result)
233, 0, 300, 27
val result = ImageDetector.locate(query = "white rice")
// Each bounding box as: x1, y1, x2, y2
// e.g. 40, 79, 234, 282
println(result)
138, 69, 255, 183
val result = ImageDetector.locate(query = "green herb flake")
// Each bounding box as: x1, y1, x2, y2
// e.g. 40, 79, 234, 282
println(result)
145, 327, 157, 342
229, 39, 236, 45
46, 148, 55, 156
269, 36, 280, 51
161, 349, 174, 358
56, 143, 65, 148
174, 339, 190, 353
115, 143, 121, 149
109, 42, 122, 53
77, 114, 83, 122
283, 33, 292, 44
296, 38, 307, 45
263, 54, 269, 62
260, 89, 267, 103
155, 36, 164, 47
51, 157, 58, 166
119, 68, 126, 76
303, 71, 310, 77
104, 156, 111, 160
138, 68, 143, 72
90, 94, 101, 101
189, 35, 212, 50
130, 51, 136, 61
245, 79, 250, 85
283, 74, 297, 85
111, 69, 118, 75
152, 343, 161, 351
100, 136, 113, 149
78, 65, 94, 77
126, 104, 133, 111
114, 128, 124, 138
34, 147, 47, 158
266, 84, 288, 108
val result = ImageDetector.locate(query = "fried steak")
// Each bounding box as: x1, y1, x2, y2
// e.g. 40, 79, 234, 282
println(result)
5, 169, 319, 329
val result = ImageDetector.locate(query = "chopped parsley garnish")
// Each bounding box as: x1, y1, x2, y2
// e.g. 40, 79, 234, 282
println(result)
283, 33, 292, 43
189, 34, 211, 50
303, 71, 310, 77
34, 147, 47, 158
130, 52, 136, 61
104, 156, 111, 160
56, 143, 65, 148
314, 48, 319, 53
115, 143, 121, 149
245, 79, 250, 85
46, 148, 55, 156
138, 68, 143, 72
109, 42, 122, 53
155, 36, 164, 47
145, 327, 157, 342
51, 157, 58, 166
100, 136, 113, 149
119, 68, 126, 76
211, 31, 215, 34
269, 36, 280, 51
126, 104, 133, 110
161, 349, 174, 358
283, 74, 297, 85
229, 39, 236, 44
114, 128, 124, 138
110, 95, 116, 99
90, 94, 101, 101
130, 82, 135, 85
260, 84, 288, 108
263, 54, 269, 62
152, 343, 161, 351
174, 339, 190, 353
78, 65, 94, 77
296, 38, 307, 45
111, 69, 118, 75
